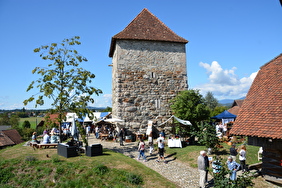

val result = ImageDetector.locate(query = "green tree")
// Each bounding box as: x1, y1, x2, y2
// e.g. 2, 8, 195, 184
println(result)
24, 36, 102, 144
22, 120, 31, 128
211, 106, 229, 117
9, 114, 20, 129
204, 91, 219, 111
197, 122, 219, 151
170, 89, 210, 137
16, 111, 29, 118
0, 113, 10, 125
212, 157, 254, 188
101, 106, 112, 112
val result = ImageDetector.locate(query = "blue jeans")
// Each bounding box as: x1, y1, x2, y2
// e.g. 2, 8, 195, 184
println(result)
138, 150, 146, 160
230, 170, 237, 180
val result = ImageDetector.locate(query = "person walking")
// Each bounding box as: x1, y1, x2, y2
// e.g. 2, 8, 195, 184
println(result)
227, 156, 240, 180
95, 126, 100, 139
197, 150, 209, 188
119, 128, 125, 146
148, 131, 154, 155
137, 139, 147, 162
156, 134, 167, 163
239, 145, 247, 172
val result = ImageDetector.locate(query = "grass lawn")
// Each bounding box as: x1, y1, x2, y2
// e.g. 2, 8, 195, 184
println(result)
19, 117, 43, 129
0, 143, 176, 188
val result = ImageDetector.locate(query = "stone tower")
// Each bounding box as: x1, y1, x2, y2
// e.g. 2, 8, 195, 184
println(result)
109, 8, 188, 132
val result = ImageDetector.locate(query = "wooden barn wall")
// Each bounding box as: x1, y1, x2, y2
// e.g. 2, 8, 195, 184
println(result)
262, 147, 282, 178
248, 136, 282, 149
248, 137, 282, 178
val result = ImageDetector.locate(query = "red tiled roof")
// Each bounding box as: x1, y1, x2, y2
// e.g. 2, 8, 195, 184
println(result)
2, 129, 24, 144
228, 106, 240, 115
228, 99, 244, 115
233, 99, 244, 107
109, 8, 188, 57
230, 54, 282, 139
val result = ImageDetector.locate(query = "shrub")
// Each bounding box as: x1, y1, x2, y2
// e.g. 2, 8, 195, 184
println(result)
126, 172, 143, 185
93, 164, 109, 175
212, 157, 254, 188
22, 120, 31, 128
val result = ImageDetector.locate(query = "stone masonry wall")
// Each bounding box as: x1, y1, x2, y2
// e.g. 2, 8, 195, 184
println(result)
111, 40, 188, 132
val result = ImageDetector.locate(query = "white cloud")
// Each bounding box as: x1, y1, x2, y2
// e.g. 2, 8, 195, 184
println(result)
91, 94, 112, 107
195, 61, 258, 100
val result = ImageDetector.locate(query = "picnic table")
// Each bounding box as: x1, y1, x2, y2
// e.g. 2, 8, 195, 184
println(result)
100, 134, 108, 141
29, 142, 58, 149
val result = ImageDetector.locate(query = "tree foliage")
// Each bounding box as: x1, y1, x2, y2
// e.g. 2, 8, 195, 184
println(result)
23, 36, 102, 143
210, 106, 229, 117
196, 122, 219, 150
101, 106, 112, 112
205, 91, 219, 111
0, 113, 10, 125
22, 120, 31, 128
170, 89, 210, 136
212, 157, 254, 188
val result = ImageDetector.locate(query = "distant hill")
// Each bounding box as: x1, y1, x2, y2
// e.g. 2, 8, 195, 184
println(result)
87, 106, 108, 111
219, 97, 246, 106
0, 106, 109, 112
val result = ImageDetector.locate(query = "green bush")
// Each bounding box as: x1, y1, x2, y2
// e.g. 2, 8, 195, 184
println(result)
126, 172, 143, 185
212, 157, 254, 188
93, 164, 109, 175
22, 120, 31, 128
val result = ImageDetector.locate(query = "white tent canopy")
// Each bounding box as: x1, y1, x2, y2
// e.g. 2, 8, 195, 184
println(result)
159, 115, 192, 126
104, 118, 124, 123
64, 112, 111, 123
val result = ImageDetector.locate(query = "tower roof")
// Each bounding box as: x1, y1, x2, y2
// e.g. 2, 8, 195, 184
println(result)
109, 8, 188, 57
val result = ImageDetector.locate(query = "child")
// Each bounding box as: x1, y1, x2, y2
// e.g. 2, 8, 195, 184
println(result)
137, 139, 147, 162
156, 134, 167, 163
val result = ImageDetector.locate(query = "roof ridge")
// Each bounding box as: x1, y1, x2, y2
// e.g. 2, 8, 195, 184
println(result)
260, 53, 282, 69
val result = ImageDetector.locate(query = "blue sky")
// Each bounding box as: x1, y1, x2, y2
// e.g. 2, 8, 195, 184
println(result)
0, 0, 281, 110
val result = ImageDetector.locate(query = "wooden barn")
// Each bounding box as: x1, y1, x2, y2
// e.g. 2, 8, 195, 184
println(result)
230, 54, 282, 185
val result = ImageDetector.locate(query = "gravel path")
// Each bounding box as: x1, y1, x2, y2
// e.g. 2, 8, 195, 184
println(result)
88, 136, 205, 188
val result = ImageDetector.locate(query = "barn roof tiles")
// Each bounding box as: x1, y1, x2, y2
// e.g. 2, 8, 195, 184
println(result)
228, 99, 244, 115
230, 54, 282, 139
0, 129, 23, 147
109, 8, 188, 57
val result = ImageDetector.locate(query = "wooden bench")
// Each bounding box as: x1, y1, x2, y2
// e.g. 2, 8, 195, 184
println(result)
38, 143, 58, 149
29, 142, 39, 149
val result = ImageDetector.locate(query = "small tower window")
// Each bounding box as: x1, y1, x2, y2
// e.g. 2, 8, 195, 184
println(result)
155, 99, 161, 109
151, 72, 156, 78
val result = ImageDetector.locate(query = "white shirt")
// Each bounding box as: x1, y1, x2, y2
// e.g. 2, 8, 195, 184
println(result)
156, 137, 165, 148
239, 149, 246, 161
42, 134, 50, 144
